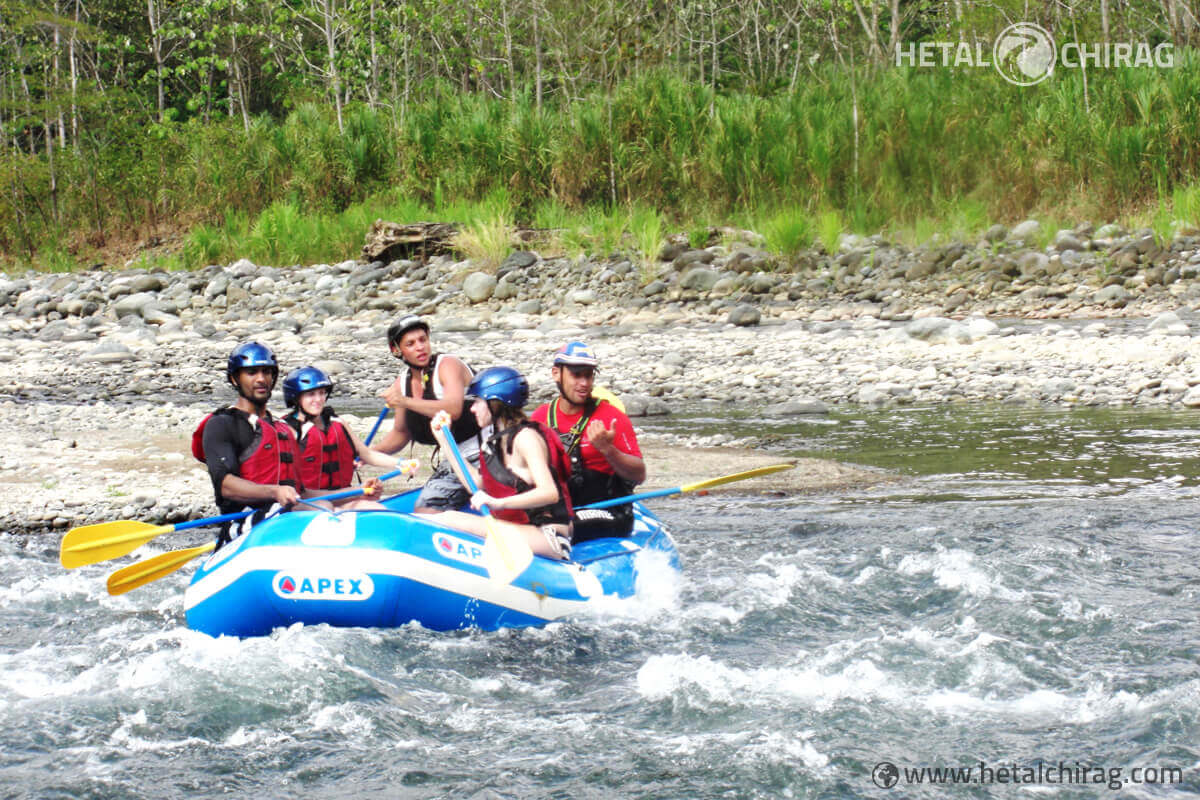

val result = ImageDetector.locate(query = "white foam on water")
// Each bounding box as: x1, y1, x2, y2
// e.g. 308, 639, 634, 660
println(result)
739, 730, 831, 774
310, 702, 376, 739
223, 726, 293, 748
897, 546, 1025, 601
636, 652, 904, 711
574, 548, 683, 624
0, 571, 97, 606
852, 565, 880, 585
108, 709, 210, 753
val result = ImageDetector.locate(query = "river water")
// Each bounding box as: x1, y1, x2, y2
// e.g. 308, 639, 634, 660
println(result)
3, 405, 1199, 798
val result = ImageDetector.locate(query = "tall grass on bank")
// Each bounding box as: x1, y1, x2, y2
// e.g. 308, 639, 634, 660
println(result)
4, 54, 1200, 272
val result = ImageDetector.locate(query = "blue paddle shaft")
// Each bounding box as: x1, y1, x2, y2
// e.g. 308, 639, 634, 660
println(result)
174, 511, 253, 531
579, 486, 681, 510
364, 407, 389, 445
318, 465, 410, 504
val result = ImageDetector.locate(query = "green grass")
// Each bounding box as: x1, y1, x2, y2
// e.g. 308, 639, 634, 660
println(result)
758, 208, 814, 259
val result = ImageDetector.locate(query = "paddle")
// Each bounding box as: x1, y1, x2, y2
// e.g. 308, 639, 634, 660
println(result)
107, 542, 215, 596
102, 459, 421, 595
61, 511, 254, 569
431, 411, 534, 583
67, 459, 419, 570
578, 463, 796, 510
363, 407, 389, 445
591, 385, 625, 413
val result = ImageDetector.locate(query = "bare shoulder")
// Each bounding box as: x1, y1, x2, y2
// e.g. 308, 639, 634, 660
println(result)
438, 354, 472, 380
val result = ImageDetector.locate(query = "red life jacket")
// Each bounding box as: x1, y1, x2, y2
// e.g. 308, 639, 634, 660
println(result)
480, 421, 573, 526
287, 413, 357, 490
192, 408, 302, 488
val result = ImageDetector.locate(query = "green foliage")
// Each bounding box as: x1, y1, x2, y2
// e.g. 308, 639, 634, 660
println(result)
1172, 182, 1200, 229
758, 209, 815, 259
630, 206, 666, 268
6, 50, 1200, 271
816, 209, 844, 255
453, 214, 514, 269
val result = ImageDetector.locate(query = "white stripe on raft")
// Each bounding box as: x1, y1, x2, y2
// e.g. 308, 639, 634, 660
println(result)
183, 545, 593, 620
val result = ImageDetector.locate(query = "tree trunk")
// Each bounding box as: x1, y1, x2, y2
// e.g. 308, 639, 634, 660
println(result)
533, 8, 542, 111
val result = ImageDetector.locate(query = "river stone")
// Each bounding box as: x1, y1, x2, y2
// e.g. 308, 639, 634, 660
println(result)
984, 224, 1008, 243
679, 267, 721, 292
499, 251, 538, 273
61, 326, 99, 342
642, 280, 667, 297
1182, 387, 1200, 408
437, 317, 481, 332
1093, 285, 1130, 305
727, 304, 760, 326
965, 316, 1000, 338
514, 299, 543, 314
142, 304, 179, 326
1008, 219, 1042, 244
36, 320, 72, 342
905, 317, 966, 343
131, 274, 167, 293
82, 340, 135, 363
764, 398, 830, 415
1148, 311, 1189, 335
225, 284, 250, 305
493, 273, 520, 301
674, 249, 715, 269
570, 289, 598, 305
250, 276, 276, 293
112, 292, 159, 318
204, 274, 230, 299
229, 258, 258, 276
462, 272, 496, 303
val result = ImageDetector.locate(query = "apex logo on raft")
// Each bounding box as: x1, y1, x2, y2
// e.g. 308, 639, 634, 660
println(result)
273, 572, 374, 601
433, 532, 484, 565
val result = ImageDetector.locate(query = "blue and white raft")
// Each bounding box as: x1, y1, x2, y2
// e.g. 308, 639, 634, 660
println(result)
183, 489, 680, 637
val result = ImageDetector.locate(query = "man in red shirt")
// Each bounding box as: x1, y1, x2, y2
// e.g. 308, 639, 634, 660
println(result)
530, 341, 646, 541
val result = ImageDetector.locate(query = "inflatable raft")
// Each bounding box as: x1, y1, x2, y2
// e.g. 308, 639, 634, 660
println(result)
183, 489, 680, 637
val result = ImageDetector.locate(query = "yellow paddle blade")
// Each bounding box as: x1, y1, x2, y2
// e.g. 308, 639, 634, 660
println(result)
482, 518, 534, 584
592, 385, 625, 413
679, 463, 795, 494
60, 520, 172, 569
106, 542, 215, 596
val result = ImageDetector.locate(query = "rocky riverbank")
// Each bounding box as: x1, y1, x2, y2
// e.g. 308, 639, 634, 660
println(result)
5, 219, 1200, 533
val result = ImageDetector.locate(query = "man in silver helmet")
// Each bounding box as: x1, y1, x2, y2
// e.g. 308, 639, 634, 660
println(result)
377, 316, 483, 513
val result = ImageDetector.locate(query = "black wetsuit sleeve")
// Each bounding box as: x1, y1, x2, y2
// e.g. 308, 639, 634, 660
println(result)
201, 412, 247, 500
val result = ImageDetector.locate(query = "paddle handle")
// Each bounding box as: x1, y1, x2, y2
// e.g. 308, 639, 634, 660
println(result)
174, 510, 254, 532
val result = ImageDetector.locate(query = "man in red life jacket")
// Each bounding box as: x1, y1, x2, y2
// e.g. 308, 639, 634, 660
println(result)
191, 341, 304, 547
530, 341, 646, 542
376, 316, 482, 513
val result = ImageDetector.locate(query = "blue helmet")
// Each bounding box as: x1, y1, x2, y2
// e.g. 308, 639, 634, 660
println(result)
467, 366, 529, 408
282, 366, 334, 407
226, 341, 278, 381
553, 340, 598, 368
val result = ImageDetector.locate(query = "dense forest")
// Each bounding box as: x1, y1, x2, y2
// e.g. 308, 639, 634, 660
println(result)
2, 0, 1199, 270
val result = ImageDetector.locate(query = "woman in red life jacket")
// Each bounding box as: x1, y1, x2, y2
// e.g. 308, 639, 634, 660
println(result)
281, 366, 405, 512
435, 366, 574, 561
